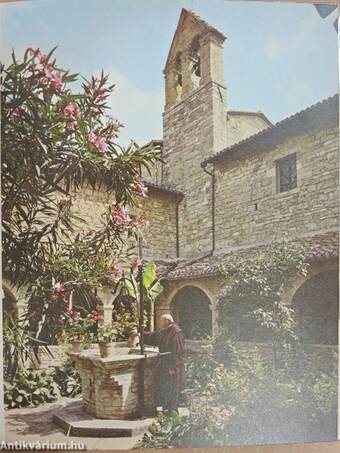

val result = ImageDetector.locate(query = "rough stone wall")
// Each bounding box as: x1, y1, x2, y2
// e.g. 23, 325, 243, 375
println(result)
73, 184, 111, 232
73, 185, 177, 259
215, 124, 339, 250
75, 353, 159, 418
141, 193, 177, 260
226, 113, 271, 147
162, 10, 228, 258
163, 81, 227, 258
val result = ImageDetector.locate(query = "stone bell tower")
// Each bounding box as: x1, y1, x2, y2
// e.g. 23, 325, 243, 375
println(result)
162, 9, 227, 258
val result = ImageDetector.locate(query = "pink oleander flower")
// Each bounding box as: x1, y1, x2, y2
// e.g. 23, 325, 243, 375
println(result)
87, 130, 97, 143
111, 256, 123, 279
38, 76, 49, 87
64, 103, 82, 124
54, 282, 65, 292
51, 71, 63, 93
111, 205, 131, 227
131, 256, 142, 275
95, 136, 108, 154
91, 309, 102, 321
28, 47, 42, 59
28, 47, 48, 65
113, 266, 123, 279
132, 217, 149, 230
63, 102, 75, 117
131, 182, 148, 198
43, 64, 54, 78
74, 107, 81, 118
39, 53, 48, 64
87, 129, 108, 154
96, 88, 107, 102
67, 120, 77, 130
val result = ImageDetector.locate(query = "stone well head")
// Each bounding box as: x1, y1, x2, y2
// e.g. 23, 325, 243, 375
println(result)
70, 347, 163, 420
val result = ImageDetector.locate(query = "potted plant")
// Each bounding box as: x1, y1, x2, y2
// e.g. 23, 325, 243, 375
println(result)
127, 327, 139, 348
97, 324, 119, 358
59, 311, 96, 351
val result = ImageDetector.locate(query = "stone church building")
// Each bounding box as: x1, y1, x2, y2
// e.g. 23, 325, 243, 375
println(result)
140, 9, 339, 344
4, 9, 339, 346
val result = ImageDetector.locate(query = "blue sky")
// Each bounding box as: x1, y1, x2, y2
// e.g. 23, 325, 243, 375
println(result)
1, 0, 338, 145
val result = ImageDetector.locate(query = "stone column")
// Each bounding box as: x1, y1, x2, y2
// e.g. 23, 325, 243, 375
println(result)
199, 31, 225, 86
164, 67, 180, 110
181, 50, 196, 99
97, 287, 115, 326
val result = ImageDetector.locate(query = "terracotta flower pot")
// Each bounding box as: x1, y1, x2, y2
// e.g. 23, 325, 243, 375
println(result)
70, 339, 83, 351
127, 329, 139, 348
98, 341, 115, 358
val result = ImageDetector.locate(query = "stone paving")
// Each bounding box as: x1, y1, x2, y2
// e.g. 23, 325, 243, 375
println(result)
5, 398, 145, 450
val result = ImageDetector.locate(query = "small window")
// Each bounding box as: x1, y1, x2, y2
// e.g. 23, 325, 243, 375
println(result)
276, 153, 297, 193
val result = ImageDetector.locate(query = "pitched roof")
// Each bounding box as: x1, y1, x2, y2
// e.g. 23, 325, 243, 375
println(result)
164, 8, 226, 72
227, 110, 273, 127
144, 181, 184, 200
161, 231, 339, 281
202, 94, 339, 166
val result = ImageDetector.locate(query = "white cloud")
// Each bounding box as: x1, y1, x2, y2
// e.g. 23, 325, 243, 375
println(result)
106, 69, 164, 147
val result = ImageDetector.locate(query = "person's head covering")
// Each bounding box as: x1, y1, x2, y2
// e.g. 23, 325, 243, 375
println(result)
161, 313, 174, 323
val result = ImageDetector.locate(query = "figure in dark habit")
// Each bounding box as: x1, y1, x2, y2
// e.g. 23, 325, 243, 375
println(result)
144, 314, 186, 413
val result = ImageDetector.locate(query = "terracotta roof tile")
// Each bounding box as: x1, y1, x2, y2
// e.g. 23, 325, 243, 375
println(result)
144, 181, 184, 199
161, 231, 339, 281
203, 94, 339, 166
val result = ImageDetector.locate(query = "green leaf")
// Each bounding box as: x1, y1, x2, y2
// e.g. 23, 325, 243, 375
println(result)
143, 261, 156, 289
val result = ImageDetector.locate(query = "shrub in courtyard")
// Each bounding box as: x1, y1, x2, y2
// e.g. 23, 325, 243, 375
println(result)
217, 238, 308, 355
137, 239, 335, 449
52, 360, 82, 398
207, 354, 337, 445
137, 349, 337, 448
4, 369, 60, 409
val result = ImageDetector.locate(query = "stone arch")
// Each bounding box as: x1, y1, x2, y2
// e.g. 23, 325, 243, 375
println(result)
174, 52, 183, 102
291, 268, 338, 345
170, 285, 212, 340
188, 35, 201, 89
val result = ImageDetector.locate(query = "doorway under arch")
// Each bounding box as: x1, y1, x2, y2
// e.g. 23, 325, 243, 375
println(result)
171, 286, 212, 340
292, 270, 338, 345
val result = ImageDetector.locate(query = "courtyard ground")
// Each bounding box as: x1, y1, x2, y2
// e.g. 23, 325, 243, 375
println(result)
5, 398, 145, 450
